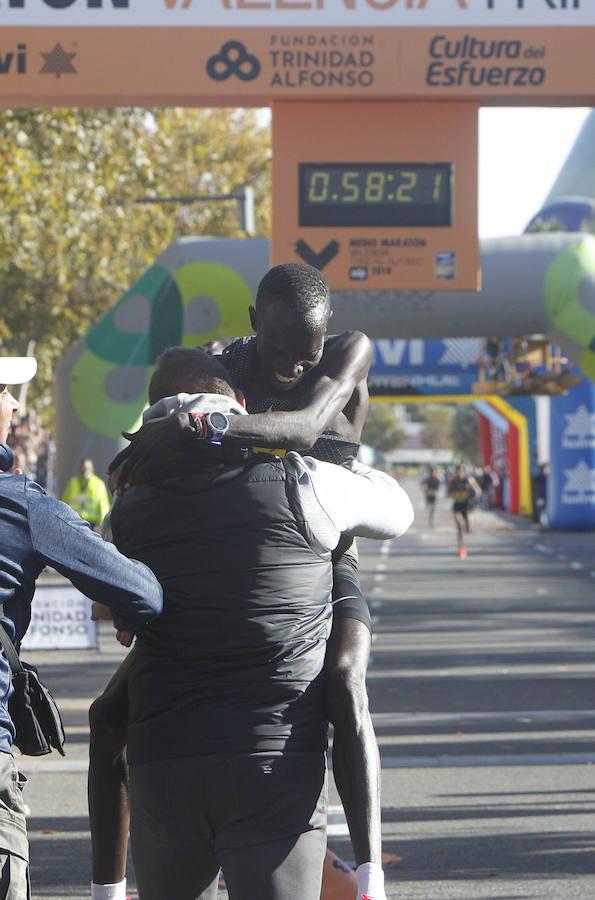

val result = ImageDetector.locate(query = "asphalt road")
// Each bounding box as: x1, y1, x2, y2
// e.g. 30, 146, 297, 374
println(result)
15, 481, 595, 899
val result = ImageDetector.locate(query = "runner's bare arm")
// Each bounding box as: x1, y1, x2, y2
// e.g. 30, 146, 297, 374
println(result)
225, 332, 373, 449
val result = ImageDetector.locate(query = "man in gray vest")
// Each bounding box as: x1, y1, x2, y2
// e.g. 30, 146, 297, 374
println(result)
103, 348, 413, 900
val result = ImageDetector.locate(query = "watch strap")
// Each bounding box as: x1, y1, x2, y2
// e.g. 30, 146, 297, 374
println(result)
188, 412, 208, 438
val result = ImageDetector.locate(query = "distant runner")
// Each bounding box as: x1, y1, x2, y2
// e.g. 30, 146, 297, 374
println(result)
478, 465, 498, 510
421, 467, 441, 528
448, 465, 480, 558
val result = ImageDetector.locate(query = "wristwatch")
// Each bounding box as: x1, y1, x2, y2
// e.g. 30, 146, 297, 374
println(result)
189, 411, 230, 442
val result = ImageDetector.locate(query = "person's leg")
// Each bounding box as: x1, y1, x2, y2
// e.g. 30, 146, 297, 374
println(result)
0, 755, 30, 900
327, 547, 386, 899
129, 759, 220, 900
453, 511, 463, 552
0, 850, 29, 900
221, 829, 326, 900
217, 752, 327, 900
88, 652, 135, 889
454, 510, 468, 557
325, 617, 380, 866
320, 849, 359, 900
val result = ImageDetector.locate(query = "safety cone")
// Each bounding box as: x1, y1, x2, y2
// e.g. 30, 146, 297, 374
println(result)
320, 849, 358, 900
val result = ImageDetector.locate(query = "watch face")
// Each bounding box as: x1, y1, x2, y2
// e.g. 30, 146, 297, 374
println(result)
208, 411, 228, 432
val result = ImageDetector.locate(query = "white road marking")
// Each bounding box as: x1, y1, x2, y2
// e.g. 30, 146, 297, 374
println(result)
535, 544, 553, 554
372, 709, 595, 727
327, 805, 349, 837
17, 760, 89, 773
379, 752, 595, 768
570, 561, 583, 570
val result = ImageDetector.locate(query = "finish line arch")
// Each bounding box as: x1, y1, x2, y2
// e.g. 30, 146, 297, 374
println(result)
3, 2, 595, 297
55, 234, 592, 519
369, 393, 533, 518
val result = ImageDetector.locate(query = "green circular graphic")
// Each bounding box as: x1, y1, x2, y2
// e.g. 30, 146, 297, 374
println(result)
544, 237, 595, 380
69, 258, 254, 439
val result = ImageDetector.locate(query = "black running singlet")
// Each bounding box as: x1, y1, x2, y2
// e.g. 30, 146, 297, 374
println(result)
220, 337, 360, 468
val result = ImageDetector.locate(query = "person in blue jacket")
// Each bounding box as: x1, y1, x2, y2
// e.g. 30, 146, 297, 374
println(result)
0, 356, 163, 900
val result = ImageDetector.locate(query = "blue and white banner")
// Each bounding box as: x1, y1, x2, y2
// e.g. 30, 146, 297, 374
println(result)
548, 378, 595, 530
369, 339, 482, 396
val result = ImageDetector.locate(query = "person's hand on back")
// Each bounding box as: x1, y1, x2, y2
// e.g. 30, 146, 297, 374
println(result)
91, 602, 135, 648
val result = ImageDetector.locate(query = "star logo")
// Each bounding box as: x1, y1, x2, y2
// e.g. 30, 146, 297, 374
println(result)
563, 461, 595, 494
563, 405, 595, 447
40, 43, 77, 79
438, 339, 482, 369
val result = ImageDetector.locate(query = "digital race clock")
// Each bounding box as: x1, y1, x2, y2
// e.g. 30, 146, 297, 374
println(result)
271, 102, 479, 291
299, 163, 453, 228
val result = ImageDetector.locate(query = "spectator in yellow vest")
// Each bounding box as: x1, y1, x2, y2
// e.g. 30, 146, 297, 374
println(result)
62, 458, 111, 531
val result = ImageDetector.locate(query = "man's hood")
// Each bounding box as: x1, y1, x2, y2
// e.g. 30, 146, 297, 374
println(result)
110, 393, 248, 492
143, 392, 247, 424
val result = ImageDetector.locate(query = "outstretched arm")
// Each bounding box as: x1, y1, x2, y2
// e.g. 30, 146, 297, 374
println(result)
27, 483, 162, 632
225, 331, 373, 449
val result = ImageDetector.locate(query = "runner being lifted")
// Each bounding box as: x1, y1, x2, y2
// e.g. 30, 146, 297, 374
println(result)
89, 264, 389, 900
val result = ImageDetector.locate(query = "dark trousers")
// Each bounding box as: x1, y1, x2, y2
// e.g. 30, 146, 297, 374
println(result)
129, 751, 327, 900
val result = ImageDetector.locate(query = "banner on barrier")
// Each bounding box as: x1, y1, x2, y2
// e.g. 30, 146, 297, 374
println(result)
369, 338, 482, 396
548, 378, 595, 529
21, 585, 97, 651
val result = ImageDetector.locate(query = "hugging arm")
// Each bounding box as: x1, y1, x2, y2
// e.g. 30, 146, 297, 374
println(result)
292, 454, 414, 549
225, 331, 372, 449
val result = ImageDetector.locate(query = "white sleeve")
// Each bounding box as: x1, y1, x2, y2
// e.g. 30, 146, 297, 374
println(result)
288, 452, 414, 552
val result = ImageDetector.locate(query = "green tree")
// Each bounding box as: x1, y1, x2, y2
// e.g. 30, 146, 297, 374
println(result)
419, 404, 454, 449
451, 405, 480, 464
362, 403, 405, 453
0, 107, 270, 415
405, 402, 426, 423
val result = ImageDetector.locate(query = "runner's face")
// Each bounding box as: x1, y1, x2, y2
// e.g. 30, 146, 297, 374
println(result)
255, 305, 327, 392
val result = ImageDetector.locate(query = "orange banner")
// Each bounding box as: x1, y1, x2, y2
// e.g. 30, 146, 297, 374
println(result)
0, 27, 593, 106
271, 101, 480, 292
